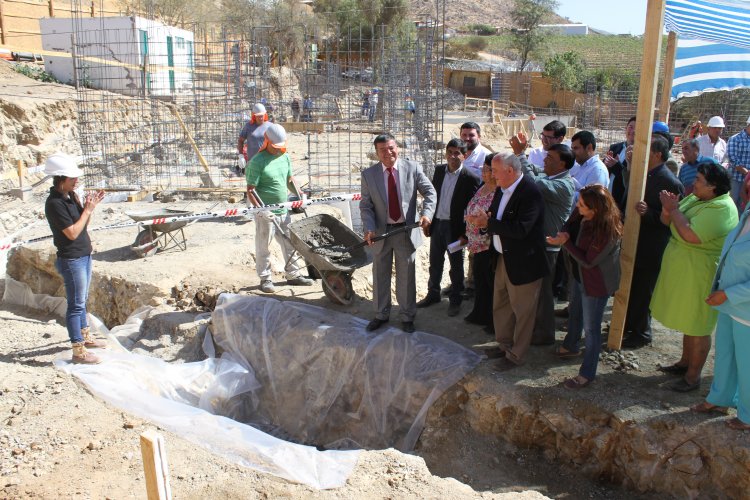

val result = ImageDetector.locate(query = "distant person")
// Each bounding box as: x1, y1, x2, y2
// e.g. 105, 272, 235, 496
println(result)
549, 185, 622, 389
361, 90, 371, 117
651, 162, 738, 392
696, 116, 727, 164
691, 204, 750, 431
725, 116, 750, 209
621, 135, 684, 348
604, 116, 636, 212
245, 124, 314, 293
369, 89, 379, 122
44, 154, 107, 365
360, 134, 436, 333
677, 138, 710, 196
569, 130, 609, 191
291, 98, 300, 122
238, 103, 271, 163
417, 139, 480, 317
528, 120, 568, 168
302, 95, 313, 122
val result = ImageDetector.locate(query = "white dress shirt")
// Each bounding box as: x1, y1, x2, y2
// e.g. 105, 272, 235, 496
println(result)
696, 134, 727, 164
570, 155, 609, 191
492, 174, 524, 254
463, 144, 491, 176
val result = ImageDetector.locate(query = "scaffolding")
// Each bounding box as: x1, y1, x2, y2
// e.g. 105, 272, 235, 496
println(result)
65, 2, 446, 196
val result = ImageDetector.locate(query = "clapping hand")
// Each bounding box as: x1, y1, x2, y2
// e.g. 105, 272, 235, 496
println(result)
84, 190, 105, 211
509, 132, 528, 155
603, 151, 618, 168
659, 190, 680, 212
465, 210, 489, 229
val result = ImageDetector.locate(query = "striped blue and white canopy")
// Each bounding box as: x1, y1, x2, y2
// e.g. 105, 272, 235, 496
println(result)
666, 0, 750, 100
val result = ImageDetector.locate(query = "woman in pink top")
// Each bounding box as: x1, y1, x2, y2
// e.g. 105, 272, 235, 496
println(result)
464, 153, 497, 328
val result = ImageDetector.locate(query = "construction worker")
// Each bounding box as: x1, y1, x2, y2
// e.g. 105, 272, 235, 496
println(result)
237, 103, 272, 164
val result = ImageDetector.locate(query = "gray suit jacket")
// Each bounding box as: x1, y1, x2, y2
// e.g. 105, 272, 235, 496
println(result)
360, 159, 436, 252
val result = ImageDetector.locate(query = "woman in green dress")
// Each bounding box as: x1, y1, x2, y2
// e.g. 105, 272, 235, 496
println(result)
651, 161, 738, 392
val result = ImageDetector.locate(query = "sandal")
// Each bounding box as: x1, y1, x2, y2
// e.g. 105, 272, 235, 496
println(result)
690, 402, 729, 415
554, 346, 580, 359
726, 418, 750, 431
563, 376, 590, 389
657, 363, 688, 375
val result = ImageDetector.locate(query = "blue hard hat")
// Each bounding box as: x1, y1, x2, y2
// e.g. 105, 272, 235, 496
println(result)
652, 121, 669, 134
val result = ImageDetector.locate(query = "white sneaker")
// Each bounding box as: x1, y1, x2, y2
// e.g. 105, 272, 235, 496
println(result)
260, 280, 276, 293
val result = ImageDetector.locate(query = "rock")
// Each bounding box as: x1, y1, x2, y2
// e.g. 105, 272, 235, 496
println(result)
11, 448, 24, 456
86, 440, 101, 451
123, 421, 135, 429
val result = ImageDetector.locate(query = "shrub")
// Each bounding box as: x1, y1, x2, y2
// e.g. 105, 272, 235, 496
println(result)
13, 64, 59, 83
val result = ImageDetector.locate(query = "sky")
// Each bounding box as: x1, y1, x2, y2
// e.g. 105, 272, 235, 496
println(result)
556, 0, 648, 35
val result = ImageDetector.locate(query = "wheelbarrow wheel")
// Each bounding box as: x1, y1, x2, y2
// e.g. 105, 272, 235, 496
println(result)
132, 229, 158, 258
321, 271, 354, 305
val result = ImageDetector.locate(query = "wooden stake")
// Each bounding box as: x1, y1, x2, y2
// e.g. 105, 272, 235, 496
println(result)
0, 0, 6, 45
169, 106, 210, 173
608, 0, 667, 350
140, 430, 172, 500
48, 0, 54, 17
16, 159, 24, 188
658, 31, 678, 122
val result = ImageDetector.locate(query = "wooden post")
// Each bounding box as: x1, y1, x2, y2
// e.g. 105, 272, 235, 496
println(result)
608, 0, 667, 350
140, 430, 172, 500
90, 0, 94, 17
0, 0, 6, 45
48, 0, 54, 17
658, 31, 678, 122
16, 160, 25, 188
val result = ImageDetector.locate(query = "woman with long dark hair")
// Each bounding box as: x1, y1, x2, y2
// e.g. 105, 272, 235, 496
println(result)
548, 184, 623, 389
44, 154, 106, 364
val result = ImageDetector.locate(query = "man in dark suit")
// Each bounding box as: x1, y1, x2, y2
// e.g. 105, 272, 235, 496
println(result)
466, 152, 548, 369
360, 134, 437, 333
605, 116, 636, 213
622, 134, 684, 348
417, 139, 480, 316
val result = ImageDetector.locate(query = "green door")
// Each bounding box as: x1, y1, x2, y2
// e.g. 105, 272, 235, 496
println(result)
139, 29, 151, 92
167, 35, 175, 93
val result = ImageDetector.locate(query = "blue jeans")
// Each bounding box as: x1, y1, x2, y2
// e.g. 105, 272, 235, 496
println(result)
562, 280, 608, 380
55, 255, 92, 344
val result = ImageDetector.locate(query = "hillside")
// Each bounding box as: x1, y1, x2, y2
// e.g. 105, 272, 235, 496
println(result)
411, 0, 568, 31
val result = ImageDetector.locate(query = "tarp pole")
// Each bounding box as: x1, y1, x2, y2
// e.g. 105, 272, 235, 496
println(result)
608, 0, 667, 350
658, 31, 678, 122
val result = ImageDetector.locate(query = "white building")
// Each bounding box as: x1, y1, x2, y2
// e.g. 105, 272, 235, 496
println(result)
539, 23, 589, 36
40, 16, 194, 97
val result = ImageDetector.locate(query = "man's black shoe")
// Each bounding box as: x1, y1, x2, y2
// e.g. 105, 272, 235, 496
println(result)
417, 294, 441, 308
554, 307, 569, 318
401, 321, 415, 333
440, 286, 452, 297
461, 287, 475, 299
621, 336, 652, 349
366, 318, 388, 332
447, 303, 461, 317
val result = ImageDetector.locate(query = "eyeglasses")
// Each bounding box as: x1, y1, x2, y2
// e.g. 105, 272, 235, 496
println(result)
539, 133, 557, 142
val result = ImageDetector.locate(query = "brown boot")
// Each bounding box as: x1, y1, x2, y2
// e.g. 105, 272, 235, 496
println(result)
72, 342, 101, 364
81, 327, 107, 349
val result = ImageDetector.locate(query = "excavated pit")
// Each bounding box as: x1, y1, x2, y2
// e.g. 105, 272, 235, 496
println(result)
5, 204, 750, 499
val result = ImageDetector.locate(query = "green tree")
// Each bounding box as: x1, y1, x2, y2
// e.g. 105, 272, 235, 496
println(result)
510, 0, 559, 73
543, 51, 584, 91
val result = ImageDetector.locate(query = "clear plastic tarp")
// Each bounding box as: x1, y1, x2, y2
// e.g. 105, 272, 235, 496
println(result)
210, 294, 482, 451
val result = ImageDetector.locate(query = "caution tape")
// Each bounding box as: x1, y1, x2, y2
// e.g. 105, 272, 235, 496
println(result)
0, 193, 363, 252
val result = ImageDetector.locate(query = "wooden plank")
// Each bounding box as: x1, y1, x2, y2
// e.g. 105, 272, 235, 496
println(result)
608, 0, 667, 350
127, 189, 149, 202
140, 430, 172, 500
658, 31, 678, 122
16, 159, 24, 188
0, 0, 6, 45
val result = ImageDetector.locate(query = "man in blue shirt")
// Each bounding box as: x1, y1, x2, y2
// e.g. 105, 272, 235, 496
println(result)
726, 117, 750, 209
678, 138, 710, 196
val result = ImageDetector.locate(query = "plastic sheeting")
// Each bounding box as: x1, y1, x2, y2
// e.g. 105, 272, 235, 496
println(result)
3, 276, 359, 489
211, 294, 482, 451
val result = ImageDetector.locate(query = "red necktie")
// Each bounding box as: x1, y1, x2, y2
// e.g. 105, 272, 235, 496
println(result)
386, 167, 402, 221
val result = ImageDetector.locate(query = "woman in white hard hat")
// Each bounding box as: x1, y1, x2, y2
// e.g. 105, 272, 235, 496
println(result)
44, 154, 106, 364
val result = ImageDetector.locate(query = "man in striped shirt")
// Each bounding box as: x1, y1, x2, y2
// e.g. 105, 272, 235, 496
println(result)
726, 117, 750, 209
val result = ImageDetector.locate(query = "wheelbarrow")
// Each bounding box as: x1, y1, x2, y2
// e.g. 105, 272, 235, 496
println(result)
288, 214, 372, 305
126, 209, 193, 258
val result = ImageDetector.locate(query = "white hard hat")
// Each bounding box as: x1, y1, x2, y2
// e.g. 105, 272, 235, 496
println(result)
252, 103, 266, 115
707, 116, 725, 128
265, 124, 287, 147
44, 153, 84, 177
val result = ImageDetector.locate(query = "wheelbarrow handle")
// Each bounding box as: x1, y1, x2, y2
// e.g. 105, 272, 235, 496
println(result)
346, 222, 421, 253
